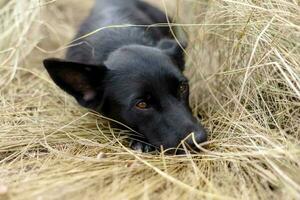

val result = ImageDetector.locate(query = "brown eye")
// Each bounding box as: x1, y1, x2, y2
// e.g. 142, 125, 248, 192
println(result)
136, 101, 148, 109
179, 82, 188, 93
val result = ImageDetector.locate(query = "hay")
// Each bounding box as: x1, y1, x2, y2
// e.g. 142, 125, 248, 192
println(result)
0, 0, 299, 199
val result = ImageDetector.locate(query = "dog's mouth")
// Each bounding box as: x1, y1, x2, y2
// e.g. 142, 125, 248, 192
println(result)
135, 130, 208, 155
163, 137, 208, 155
158, 143, 208, 155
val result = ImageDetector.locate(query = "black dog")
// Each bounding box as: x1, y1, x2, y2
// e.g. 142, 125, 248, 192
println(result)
43, 0, 207, 153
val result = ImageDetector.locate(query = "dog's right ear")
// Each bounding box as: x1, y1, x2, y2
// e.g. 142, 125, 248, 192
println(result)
43, 58, 109, 109
157, 39, 187, 71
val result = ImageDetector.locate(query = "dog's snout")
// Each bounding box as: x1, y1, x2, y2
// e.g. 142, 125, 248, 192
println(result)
185, 131, 207, 148
172, 130, 208, 155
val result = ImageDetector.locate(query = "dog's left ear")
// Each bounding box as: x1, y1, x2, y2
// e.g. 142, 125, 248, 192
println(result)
43, 58, 109, 110
157, 39, 187, 71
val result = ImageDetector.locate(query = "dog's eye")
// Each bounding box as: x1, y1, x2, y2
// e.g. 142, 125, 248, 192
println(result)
136, 101, 148, 109
179, 82, 188, 93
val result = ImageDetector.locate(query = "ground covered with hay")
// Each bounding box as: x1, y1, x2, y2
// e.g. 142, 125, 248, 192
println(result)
0, 0, 300, 199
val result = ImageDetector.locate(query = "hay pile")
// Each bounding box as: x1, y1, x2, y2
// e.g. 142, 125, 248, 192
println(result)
0, 0, 299, 199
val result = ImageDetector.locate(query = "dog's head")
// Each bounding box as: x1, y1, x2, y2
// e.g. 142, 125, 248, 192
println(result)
43, 39, 207, 151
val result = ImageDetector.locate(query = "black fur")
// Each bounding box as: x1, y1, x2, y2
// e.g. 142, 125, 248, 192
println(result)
43, 0, 207, 153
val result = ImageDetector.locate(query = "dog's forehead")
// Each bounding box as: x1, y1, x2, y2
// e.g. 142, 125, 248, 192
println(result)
112, 48, 182, 79
105, 45, 174, 70
105, 45, 185, 98
111, 63, 182, 88
109, 70, 180, 101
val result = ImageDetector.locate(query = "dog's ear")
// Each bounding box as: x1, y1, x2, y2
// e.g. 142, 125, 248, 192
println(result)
43, 58, 108, 109
157, 39, 187, 71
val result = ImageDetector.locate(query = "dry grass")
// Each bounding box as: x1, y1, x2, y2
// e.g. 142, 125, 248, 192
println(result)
0, 0, 300, 199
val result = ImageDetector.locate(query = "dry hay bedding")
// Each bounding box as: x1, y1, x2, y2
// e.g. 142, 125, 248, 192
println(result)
0, 0, 299, 199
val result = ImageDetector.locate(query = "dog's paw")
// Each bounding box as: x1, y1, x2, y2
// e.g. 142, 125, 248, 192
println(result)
130, 141, 156, 153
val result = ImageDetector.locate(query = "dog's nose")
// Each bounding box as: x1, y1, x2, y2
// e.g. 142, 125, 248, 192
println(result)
173, 131, 208, 154
185, 131, 207, 149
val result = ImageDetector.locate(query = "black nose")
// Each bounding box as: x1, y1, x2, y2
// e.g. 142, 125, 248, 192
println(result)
172, 131, 207, 155
185, 131, 207, 150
